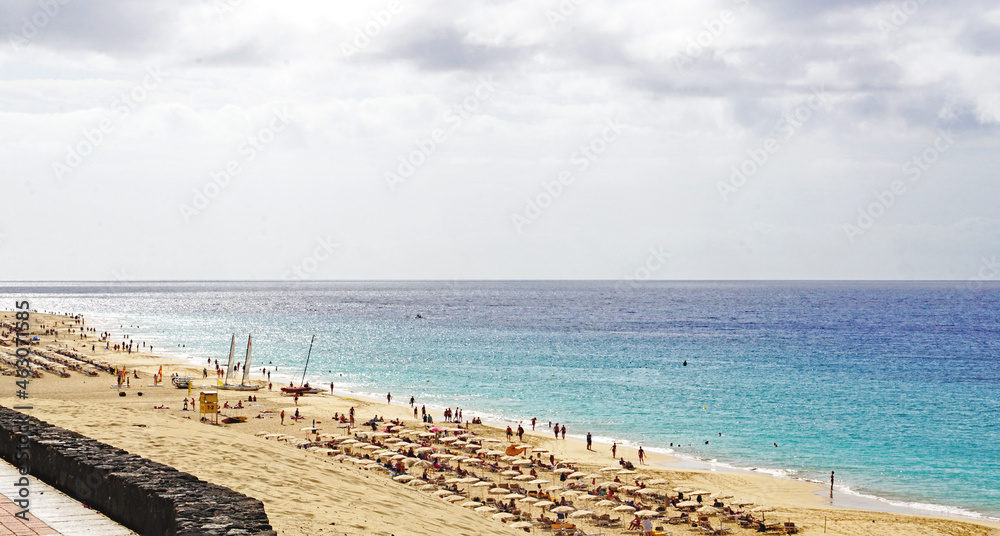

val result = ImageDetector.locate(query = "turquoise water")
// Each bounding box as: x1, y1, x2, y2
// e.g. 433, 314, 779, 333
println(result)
3, 281, 998, 520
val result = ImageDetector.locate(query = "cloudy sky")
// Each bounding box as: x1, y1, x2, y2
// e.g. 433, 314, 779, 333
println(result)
2, 0, 998, 280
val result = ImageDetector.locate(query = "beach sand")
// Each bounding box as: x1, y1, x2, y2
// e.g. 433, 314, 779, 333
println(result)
2, 312, 998, 536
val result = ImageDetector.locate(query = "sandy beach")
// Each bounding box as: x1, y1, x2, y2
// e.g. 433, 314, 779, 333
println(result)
1, 312, 998, 536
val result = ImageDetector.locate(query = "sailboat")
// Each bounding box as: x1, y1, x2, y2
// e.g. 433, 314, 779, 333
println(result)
281, 334, 323, 395
221, 334, 262, 391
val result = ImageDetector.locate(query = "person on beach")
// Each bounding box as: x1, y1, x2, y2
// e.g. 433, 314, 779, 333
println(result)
506, 426, 513, 440
517, 425, 524, 441
330, 382, 334, 394
612, 442, 617, 458
387, 393, 392, 404
638, 446, 645, 464
531, 417, 536, 431
410, 396, 415, 407
554, 423, 559, 439
587, 432, 592, 450
413, 407, 418, 418
280, 410, 285, 425
561, 425, 566, 440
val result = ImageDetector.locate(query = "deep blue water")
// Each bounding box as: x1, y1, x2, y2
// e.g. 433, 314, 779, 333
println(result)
2, 281, 998, 520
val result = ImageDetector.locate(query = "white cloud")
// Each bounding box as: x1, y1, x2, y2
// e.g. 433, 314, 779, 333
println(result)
2, 0, 999, 280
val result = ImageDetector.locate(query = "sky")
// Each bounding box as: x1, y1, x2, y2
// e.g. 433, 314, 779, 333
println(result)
2, 0, 999, 280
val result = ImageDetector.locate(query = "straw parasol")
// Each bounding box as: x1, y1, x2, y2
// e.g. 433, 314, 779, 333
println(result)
510, 521, 533, 529
551, 506, 575, 514
595, 500, 617, 507
534, 500, 555, 508
443, 495, 465, 502
461, 501, 482, 508
489, 488, 509, 495
492, 512, 517, 521
697, 506, 719, 515
475, 505, 499, 513
503, 493, 526, 500
635, 510, 659, 518
568, 510, 594, 519
753, 506, 775, 521
676, 500, 700, 509
613, 505, 636, 513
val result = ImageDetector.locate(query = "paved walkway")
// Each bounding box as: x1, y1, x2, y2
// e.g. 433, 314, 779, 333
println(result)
0, 460, 136, 536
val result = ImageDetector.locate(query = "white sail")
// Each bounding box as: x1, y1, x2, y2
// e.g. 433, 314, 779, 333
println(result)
224, 333, 236, 384
241, 334, 252, 386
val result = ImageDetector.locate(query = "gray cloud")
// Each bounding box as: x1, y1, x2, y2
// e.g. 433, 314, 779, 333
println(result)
2, 0, 998, 280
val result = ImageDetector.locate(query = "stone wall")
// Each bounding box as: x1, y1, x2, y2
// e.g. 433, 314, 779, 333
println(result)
0, 406, 276, 536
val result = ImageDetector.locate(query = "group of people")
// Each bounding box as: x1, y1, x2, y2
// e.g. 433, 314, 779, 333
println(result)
553, 423, 566, 439
505, 425, 525, 441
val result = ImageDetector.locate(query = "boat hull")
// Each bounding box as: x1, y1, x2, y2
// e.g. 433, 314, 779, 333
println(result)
220, 384, 262, 391
280, 387, 322, 395
171, 377, 194, 389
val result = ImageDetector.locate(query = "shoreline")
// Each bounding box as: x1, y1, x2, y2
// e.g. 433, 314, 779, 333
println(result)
4, 311, 999, 536
188, 354, 1000, 525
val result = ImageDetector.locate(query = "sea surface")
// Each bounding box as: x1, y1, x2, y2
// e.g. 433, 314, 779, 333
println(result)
2, 281, 998, 521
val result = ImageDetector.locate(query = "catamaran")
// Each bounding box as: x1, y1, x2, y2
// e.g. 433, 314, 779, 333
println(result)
281, 334, 323, 395
221, 333, 261, 391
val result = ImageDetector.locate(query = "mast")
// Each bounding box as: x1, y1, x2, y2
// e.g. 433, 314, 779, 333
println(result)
241, 334, 252, 386
224, 333, 236, 384
300, 335, 315, 387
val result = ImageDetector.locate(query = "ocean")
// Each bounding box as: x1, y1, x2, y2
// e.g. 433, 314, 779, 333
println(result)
3, 281, 998, 521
